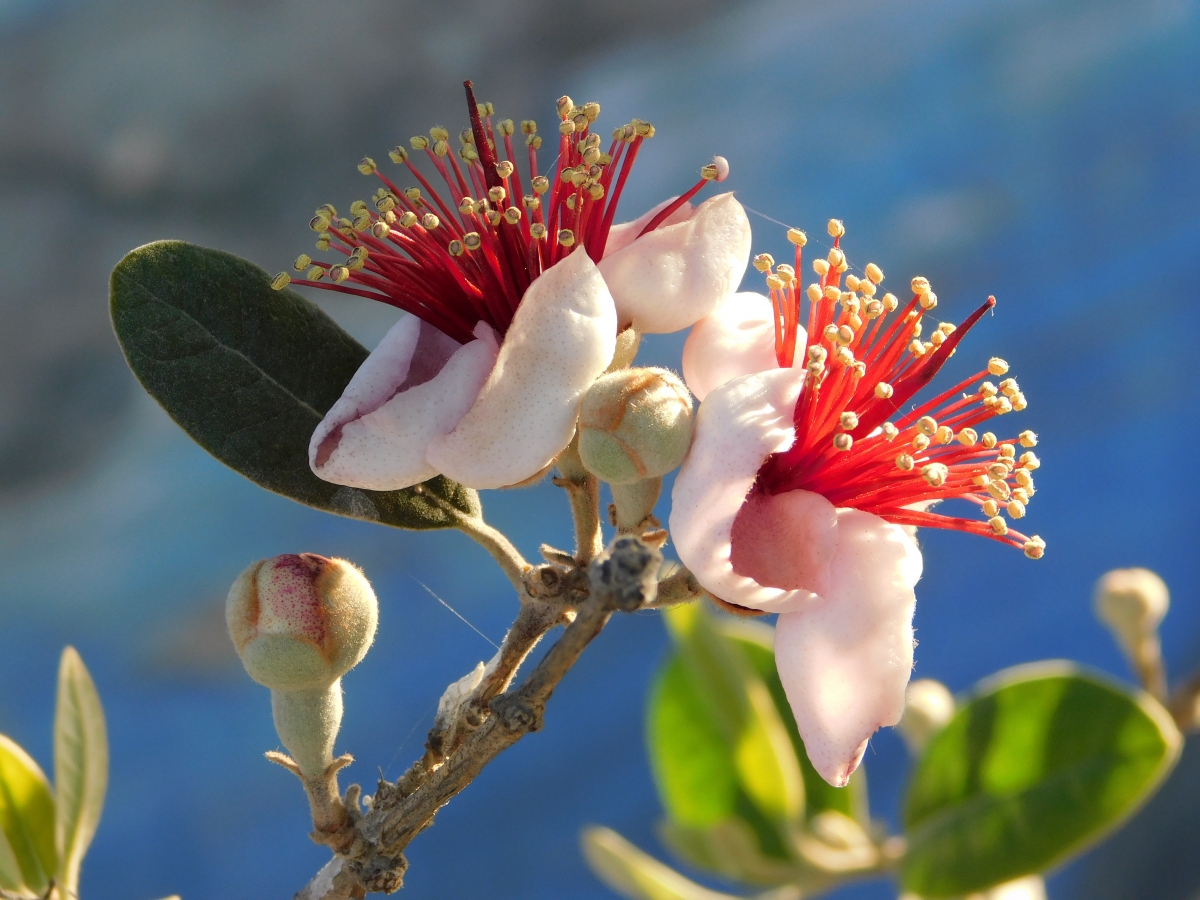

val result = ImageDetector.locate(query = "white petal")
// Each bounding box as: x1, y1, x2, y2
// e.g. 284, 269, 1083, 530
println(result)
670, 366, 817, 614
309, 319, 499, 490
427, 248, 618, 489
602, 196, 695, 258
683, 292, 806, 401
774, 510, 922, 786
598, 193, 752, 334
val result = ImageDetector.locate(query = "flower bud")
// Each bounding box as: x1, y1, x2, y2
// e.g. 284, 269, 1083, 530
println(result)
897, 678, 955, 754
1094, 567, 1169, 657
578, 368, 693, 485
227, 554, 378, 691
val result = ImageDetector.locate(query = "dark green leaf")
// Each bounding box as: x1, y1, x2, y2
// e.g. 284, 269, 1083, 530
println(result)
902, 661, 1182, 897
0, 735, 56, 894
110, 241, 479, 530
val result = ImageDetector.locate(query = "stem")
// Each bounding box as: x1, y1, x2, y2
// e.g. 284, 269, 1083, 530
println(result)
554, 438, 604, 564
452, 513, 530, 591
647, 565, 705, 609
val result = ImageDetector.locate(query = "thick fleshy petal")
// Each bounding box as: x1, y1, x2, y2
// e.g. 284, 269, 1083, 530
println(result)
683, 291, 806, 400
602, 196, 694, 258
598, 192, 752, 334
427, 247, 618, 489
730, 489, 837, 596
774, 510, 922, 786
310, 318, 499, 490
670, 366, 817, 614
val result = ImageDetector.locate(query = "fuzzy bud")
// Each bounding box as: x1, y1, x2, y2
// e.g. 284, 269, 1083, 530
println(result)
577, 368, 693, 484
227, 554, 378, 692
1094, 567, 1169, 658
897, 678, 955, 754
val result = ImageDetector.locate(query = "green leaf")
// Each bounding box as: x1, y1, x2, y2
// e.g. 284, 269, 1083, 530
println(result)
110, 240, 480, 530
54, 647, 109, 895
581, 825, 761, 900
658, 604, 803, 825
902, 661, 1182, 897
728, 619, 868, 825
0, 735, 56, 893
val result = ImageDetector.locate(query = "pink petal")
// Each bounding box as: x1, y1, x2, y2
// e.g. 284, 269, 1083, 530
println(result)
309, 318, 499, 490
670, 367, 816, 614
774, 510, 922, 786
683, 291, 805, 401
730, 489, 837, 597
427, 247, 618, 489
602, 196, 695, 258
598, 193, 752, 334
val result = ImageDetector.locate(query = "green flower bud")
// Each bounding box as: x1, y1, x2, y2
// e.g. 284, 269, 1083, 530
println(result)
577, 367, 693, 484
897, 678, 955, 754
227, 553, 378, 691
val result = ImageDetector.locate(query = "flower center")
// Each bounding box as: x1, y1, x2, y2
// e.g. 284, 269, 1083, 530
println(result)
750, 219, 1045, 559
271, 81, 723, 344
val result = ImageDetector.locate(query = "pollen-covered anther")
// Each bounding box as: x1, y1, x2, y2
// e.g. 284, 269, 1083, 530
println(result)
827, 218, 845, 238
529, 223, 547, 241
988, 357, 1010, 376
979, 382, 998, 398
330, 265, 349, 283
981, 499, 999, 517
753, 253, 774, 273
922, 463, 949, 487
765, 274, 784, 291
835, 347, 855, 367
957, 427, 978, 446
1020, 452, 1040, 470
987, 480, 1011, 502
531, 175, 550, 194
1014, 470, 1034, 491
1024, 536, 1046, 559
920, 291, 938, 310
875, 381, 894, 399
828, 247, 846, 268
882, 422, 900, 440
865, 262, 884, 284
833, 433, 854, 452
845, 274, 860, 291
836, 325, 855, 346
824, 285, 841, 302
973, 473, 992, 487
1011, 393, 1028, 411
911, 276, 931, 296
787, 228, 808, 246
840, 411, 860, 430
936, 425, 954, 444
1012, 488, 1030, 505
998, 443, 1016, 459
982, 432, 998, 449
896, 453, 915, 471
775, 264, 795, 285
558, 229, 575, 247
916, 416, 938, 437
812, 258, 830, 278
271, 272, 290, 290
504, 207, 522, 225
988, 462, 1011, 479
909, 339, 926, 358
1007, 499, 1027, 519
306, 266, 324, 281
701, 156, 730, 181
999, 378, 1020, 397
911, 433, 930, 452
989, 516, 1008, 536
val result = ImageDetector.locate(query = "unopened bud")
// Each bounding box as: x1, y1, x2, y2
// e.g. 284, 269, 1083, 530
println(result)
897, 678, 955, 754
578, 368, 693, 484
1094, 567, 1169, 658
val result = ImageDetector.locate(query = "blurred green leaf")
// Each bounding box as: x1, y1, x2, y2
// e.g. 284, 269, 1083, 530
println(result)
54, 648, 108, 895
582, 825, 781, 900
110, 240, 479, 530
654, 604, 803, 828
902, 661, 1182, 897
0, 735, 56, 894
729, 619, 868, 825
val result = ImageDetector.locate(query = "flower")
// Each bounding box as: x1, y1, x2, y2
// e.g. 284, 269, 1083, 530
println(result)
274, 82, 750, 491
672, 219, 1044, 785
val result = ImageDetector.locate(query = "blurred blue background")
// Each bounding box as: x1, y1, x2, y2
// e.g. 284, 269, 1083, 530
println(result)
0, 0, 1198, 897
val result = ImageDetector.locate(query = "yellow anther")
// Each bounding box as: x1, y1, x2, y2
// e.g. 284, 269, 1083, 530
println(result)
421, 213, 439, 230
979, 381, 998, 398
1012, 488, 1030, 505
432, 140, 449, 157
488, 186, 507, 204
458, 197, 476, 214
917, 416, 938, 436
807, 361, 825, 379
1020, 452, 1040, 470
504, 207, 521, 224
428, 126, 450, 142
583, 146, 601, 165
911, 276, 931, 295
813, 258, 830, 277
1006, 499, 1026, 519
478, 100, 495, 116
497, 119, 515, 136
460, 145, 480, 161
486, 209, 502, 226
315, 235, 331, 251
447, 240, 464, 257
909, 339, 927, 357
293, 254, 311, 271
351, 215, 370, 231
633, 120, 655, 137
375, 194, 397, 213
920, 291, 938, 310
981, 432, 997, 449
557, 96, 573, 117
999, 443, 1016, 459
404, 187, 422, 203
1012, 393, 1028, 411
936, 425, 954, 444
999, 378, 1019, 397
853, 361, 866, 377
987, 480, 1012, 501
882, 422, 900, 441
840, 411, 860, 430
833, 433, 854, 452
989, 516, 1008, 536
306, 265, 324, 281
410, 135, 429, 150
930, 330, 946, 347
330, 265, 350, 283
995, 396, 1013, 414
399, 211, 418, 228
525, 223, 545, 241
588, 183, 605, 201
582, 101, 601, 121
371, 221, 390, 239
865, 299, 884, 318
827, 219, 845, 238
752, 253, 774, 273
859, 279, 877, 297
350, 200, 369, 217
558, 119, 575, 135
988, 357, 1010, 376
958, 427, 979, 446
765, 274, 784, 291
848, 313, 863, 330
787, 228, 807, 247
883, 293, 899, 312
521, 119, 537, 134
531, 175, 550, 195
558, 229, 575, 247
776, 264, 795, 285
922, 463, 949, 487
912, 433, 931, 451
383, 210, 396, 225
807, 345, 828, 363
357, 157, 377, 175
865, 262, 884, 284
896, 453, 915, 471
845, 274, 860, 291
270, 272, 290, 291
388, 146, 408, 164
495, 159, 515, 180
1023, 536, 1046, 560
462, 231, 483, 250
988, 462, 1011, 479
835, 347, 856, 367
974, 472, 992, 487
309, 214, 331, 233
836, 324, 855, 345
828, 247, 845, 267
523, 195, 541, 210
1015, 470, 1034, 490
803, 283, 820, 303
345, 255, 364, 271
874, 382, 894, 400
824, 285, 841, 301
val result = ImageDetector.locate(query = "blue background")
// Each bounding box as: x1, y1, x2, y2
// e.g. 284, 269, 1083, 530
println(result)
0, 1, 1197, 898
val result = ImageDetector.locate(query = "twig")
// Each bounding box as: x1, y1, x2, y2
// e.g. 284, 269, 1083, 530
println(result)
553, 438, 604, 564
415, 489, 530, 591
1168, 667, 1200, 731
295, 536, 662, 898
